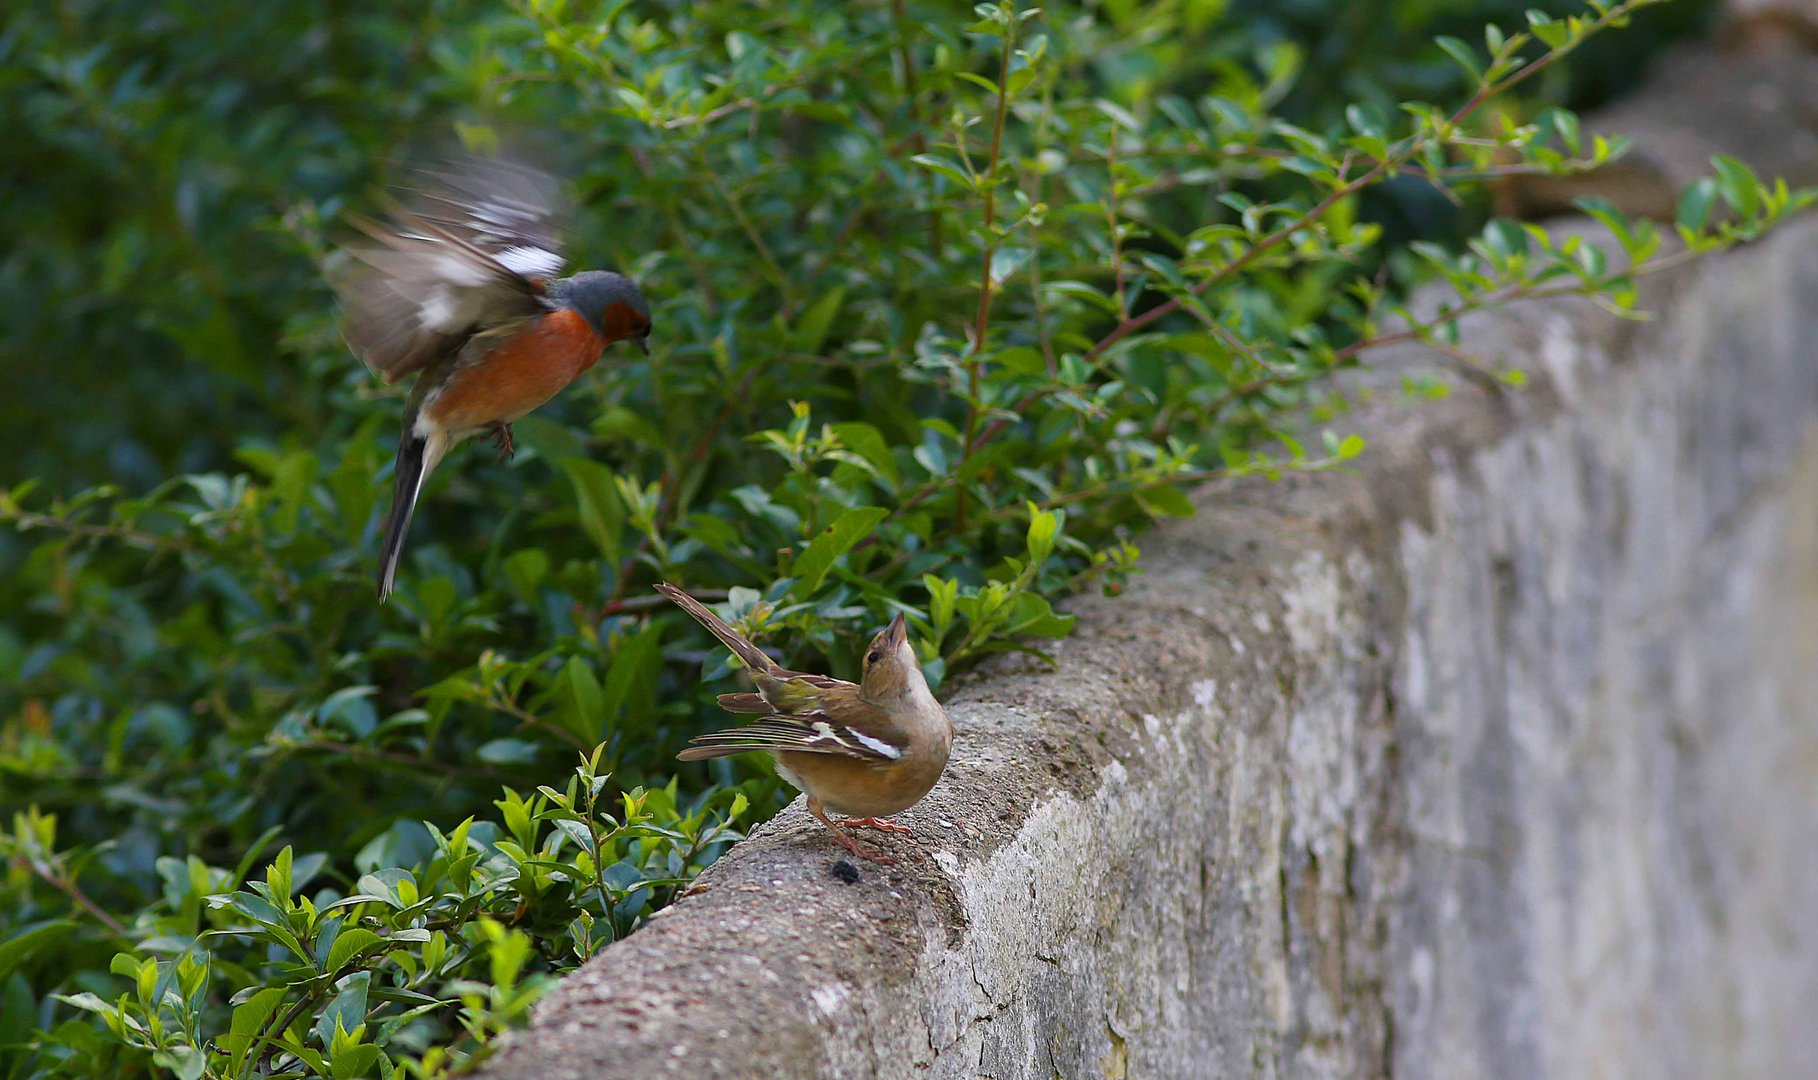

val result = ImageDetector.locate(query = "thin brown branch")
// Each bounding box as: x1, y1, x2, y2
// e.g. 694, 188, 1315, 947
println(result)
15, 855, 129, 938
891, 0, 944, 258
3, 510, 197, 553
702, 160, 792, 310
954, 16, 1019, 531
662, 96, 758, 129
259, 991, 323, 1072
1069, 143, 1615, 184
283, 740, 513, 783
490, 694, 591, 752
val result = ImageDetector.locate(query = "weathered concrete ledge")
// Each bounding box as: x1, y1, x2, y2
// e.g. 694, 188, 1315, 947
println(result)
478, 135, 1818, 1080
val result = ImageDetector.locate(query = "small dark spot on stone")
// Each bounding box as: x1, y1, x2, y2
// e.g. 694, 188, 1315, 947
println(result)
829, 859, 861, 883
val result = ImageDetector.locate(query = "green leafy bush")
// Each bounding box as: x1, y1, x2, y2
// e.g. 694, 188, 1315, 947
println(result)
2, 0, 1803, 1075
6, 752, 741, 1078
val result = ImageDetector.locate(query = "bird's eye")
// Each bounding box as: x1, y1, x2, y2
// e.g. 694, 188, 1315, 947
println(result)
866, 650, 882, 664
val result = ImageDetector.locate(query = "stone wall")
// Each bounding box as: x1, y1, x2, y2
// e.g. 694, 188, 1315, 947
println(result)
476, 69, 1818, 1080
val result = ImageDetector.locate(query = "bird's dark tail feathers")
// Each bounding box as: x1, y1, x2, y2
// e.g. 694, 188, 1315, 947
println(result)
654, 583, 776, 673
378, 429, 442, 602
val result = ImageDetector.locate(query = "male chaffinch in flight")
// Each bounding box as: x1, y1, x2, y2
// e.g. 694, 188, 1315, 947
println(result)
331, 156, 652, 601
656, 584, 953, 863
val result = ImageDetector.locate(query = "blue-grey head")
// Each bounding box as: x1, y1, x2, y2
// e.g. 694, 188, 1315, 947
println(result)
552, 270, 651, 355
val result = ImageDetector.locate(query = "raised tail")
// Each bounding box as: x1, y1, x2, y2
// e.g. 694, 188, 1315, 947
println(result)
654, 583, 776, 673
377, 428, 447, 602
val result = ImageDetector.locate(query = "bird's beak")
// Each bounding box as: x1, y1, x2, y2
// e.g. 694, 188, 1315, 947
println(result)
634, 336, 650, 357
884, 612, 908, 649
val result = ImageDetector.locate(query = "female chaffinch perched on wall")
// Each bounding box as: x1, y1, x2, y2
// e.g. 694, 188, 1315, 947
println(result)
657, 584, 953, 863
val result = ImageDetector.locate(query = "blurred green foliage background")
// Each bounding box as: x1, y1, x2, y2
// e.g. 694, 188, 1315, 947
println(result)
1, 0, 1711, 491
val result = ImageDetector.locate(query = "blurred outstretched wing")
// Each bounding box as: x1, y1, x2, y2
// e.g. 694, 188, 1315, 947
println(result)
332, 156, 570, 384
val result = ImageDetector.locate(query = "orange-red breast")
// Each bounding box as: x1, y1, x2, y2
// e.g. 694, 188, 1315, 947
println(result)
331, 156, 652, 601
656, 583, 953, 862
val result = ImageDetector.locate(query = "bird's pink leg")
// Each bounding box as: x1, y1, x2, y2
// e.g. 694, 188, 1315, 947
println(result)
842, 817, 914, 834
808, 798, 895, 864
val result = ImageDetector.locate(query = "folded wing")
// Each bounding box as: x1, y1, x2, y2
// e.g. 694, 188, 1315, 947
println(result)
679, 684, 904, 763
676, 714, 903, 762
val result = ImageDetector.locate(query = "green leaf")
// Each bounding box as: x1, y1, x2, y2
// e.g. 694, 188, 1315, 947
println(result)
503, 547, 550, 599
994, 346, 1047, 377
909, 153, 974, 188
133, 955, 156, 1004
791, 287, 846, 355
1001, 592, 1074, 638
923, 575, 959, 638
273, 1040, 329, 1076
791, 507, 889, 594
1676, 177, 1717, 233
1025, 505, 1060, 563
599, 624, 663, 733
224, 986, 287, 1068
1042, 280, 1121, 314
1550, 107, 1582, 157
561, 459, 626, 563
514, 415, 589, 463
1134, 484, 1196, 518
0, 921, 76, 983
551, 818, 597, 858
952, 70, 1002, 94
108, 953, 142, 981
332, 1040, 382, 1079
219, 890, 286, 929
267, 449, 317, 536
829, 422, 899, 485
614, 87, 649, 114
1526, 9, 1569, 49
1711, 154, 1761, 219
477, 738, 541, 764
416, 577, 457, 625
325, 929, 384, 975
559, 657, 605, 745
152, 1046, 206, 1080
351, 869, 415, 910
1006, 62, 1037, 96
988, 247, 1031, 285
314, 971, 370, 1051
1574, 196, 1631, 251
318, 688, 378, 740
1433, 36, 1481, 82
51, 992, 115, 1019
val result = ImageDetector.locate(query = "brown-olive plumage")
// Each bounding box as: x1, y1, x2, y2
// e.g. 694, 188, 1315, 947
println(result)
658, 584, 952, 862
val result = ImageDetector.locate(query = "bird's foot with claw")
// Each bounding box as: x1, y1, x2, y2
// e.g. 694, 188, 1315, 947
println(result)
829, 828, 897, 865
842, 816, 915, 835
487, 422, 515, 461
